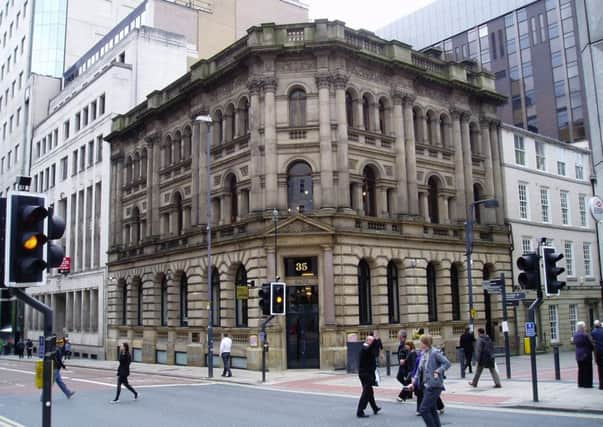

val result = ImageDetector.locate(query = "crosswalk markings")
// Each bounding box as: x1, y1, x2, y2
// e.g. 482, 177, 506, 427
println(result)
0, 415, 26, 427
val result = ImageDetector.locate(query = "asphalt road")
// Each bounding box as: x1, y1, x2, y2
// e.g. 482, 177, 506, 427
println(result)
0, 360, 601, 427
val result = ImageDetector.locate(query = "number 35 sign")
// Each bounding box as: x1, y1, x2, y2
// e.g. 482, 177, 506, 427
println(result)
285, 257, 318, 277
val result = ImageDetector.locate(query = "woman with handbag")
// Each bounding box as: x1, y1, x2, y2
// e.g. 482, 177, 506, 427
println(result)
110, 342, 139, 403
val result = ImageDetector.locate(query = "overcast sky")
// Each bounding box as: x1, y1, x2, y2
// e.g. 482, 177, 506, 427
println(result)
304, 0, 436, 32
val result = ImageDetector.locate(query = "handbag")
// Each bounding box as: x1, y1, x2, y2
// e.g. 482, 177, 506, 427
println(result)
374, 368, 381, 387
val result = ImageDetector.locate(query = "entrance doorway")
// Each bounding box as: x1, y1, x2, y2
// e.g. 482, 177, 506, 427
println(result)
286, 285, 319, 369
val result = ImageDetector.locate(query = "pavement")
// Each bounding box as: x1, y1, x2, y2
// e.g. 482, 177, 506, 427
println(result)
2, 350, 602, 415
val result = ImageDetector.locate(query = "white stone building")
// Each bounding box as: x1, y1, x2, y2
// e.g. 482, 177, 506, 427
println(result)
501, 123, 601, 347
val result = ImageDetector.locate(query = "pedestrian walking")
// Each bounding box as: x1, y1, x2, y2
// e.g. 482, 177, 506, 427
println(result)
49, 339, 75, 400
409, 334, 450, 427
64, 340, 72, 360
573, 321, 594, 388
356, 335, 382, 418
592, 320, 603, 390
219, 333, 233, 377
25, 339, 33, 359
396, 330, 416, 401
16, 340, 25, 359
459, 327, 475, 374
110, 342, 138, 403
468, 328, 501, 388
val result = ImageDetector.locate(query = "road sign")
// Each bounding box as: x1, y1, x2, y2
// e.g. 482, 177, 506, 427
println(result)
236, 285, 248, 300
507, 292, 527, 301
38, 336, 45, 358
505, 300, 519, 307
482, 279, 503, 294
470, 308, 477, 319
525, 322, 536, 337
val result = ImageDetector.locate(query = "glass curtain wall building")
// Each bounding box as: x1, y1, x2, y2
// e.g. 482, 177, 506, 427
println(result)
30, 0, 67, 77
378, 0, 586, 143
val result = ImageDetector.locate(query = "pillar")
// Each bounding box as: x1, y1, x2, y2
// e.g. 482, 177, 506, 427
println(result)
263, 78, 278, 209
353, 183, 363, 214
377, 186, 388, 216
461, 114, 474, 208
403, 96, 419, 215
334, 73, 351, 209
438, 194, 449, 224
420, 192, 429, 221
248, 80, 262, 213
392, 93, 408, 214
480, 119, 496, 224
490, 122, 505, 224
191, 121, 200, 226
317, 73, 334, 209
322, 245, 335, 325
451, 111, 466, 220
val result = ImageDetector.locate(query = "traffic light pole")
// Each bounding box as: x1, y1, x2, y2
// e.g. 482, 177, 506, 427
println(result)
10, 288, 54, 427
499, 273, 512, 379
260, 315, 274, 383
528, 286, 544, 402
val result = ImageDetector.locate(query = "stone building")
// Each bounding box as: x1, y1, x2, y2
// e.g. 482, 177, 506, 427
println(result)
105, 20, 510, 370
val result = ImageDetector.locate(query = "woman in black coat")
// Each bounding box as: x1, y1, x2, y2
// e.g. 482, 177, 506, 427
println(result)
110, 342, 139, 403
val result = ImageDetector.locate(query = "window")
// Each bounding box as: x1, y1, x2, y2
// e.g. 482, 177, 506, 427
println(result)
180, 273, 188, 327
575, 165, 584, 180
79, 146, 85, 171
72, 149, 78, 176
560, 190, 570, 225
427, 262, 438, 322
569, 304, 578, 335
87, 140, 94, 166
540, 188, 550, 223
557, 161, 566, 176
287, 161, 313, 213
535, 141, 545, 171
450, 264, 461, 321
50, 164, 55, 188
235, 265, 248, 327
91, 101, 97, 121
358, 260, 372, 325
579, 194, 587, 226
583, 242, 592, 277
63, 120, 70, 140
136, 280, 143, 326
518, 183, 528, 219
514, 134, 525, 165
83, 107, 88, 126
211, 268, 220, 327
160, 275, 168, 326
60, 156, 68, 180
564, 241, 574, 276
362, 166, 377, 217
96, 135, 103, 162
289, 88, 306, 127
521, 238, 532, 254
387, 262, 399, 324
75, 112, 80, 131
99, 94, 105, 115
549, 305, 559, 342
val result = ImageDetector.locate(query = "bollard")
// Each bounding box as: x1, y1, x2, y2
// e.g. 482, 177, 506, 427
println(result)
386, 350, 391, 376
552, 343, 561, 380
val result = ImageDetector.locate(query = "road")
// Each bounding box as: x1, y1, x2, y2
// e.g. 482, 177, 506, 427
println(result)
0, 359, 601, 427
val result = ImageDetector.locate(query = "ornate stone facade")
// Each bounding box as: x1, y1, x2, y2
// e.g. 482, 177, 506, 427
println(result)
105, 21, 510, 369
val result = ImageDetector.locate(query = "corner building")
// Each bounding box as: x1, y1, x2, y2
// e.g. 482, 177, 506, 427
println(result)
105, 21, 510, 370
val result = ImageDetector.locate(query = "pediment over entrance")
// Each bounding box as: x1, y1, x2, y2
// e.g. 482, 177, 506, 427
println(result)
264, 214, 334, 236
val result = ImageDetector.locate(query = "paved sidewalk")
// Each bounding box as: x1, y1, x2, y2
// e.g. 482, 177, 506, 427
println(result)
3, 351, 602, 414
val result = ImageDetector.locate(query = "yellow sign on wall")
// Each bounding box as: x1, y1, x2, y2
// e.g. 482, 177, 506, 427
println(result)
236, 286, 249, 300
35, 360, 44, 389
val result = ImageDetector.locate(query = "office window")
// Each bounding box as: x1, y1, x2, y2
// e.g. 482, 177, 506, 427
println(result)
83, 107, 88, 126
18, 71, 21, 89
579, 194, 587, 226
61, 156, 68, 180
75, 112, 80, 131
519, 183, 528, 219
14, 144, 18, 163
87, 140, 94, 166
560, 190, 570, 225
53, 129, 58, 147
575, 165, 584, 180
79, 146, 85, 171
16, 107, 20, 126
514, 134, 525, 165
20, 36, 23, 55
50, 164, 55, 188
534, 141, 545, 171
96, 135, 103, 162
72, 149, 78, 176
569, 304, 578, 335
557, 161, 566, 176
63, 120, 70, 140
549, 305, 559, 342
521, 238, 532, 254
564, 241, 574, 276
91, 101, 97, 120
540, 188, 550, 223
99, 94, 105, 115
583, 242, 592, 277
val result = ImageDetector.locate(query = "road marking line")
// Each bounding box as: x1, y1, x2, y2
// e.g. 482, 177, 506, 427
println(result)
0, 367, 34, 375
64, 377, 114, 387
137, 382, 214, 389
0, 415, 26, 427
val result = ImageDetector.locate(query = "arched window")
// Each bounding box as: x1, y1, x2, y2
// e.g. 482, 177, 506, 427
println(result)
183, 127, 192, 159
470, 123, 479, 155
427, 112, 435, 145
440, 115, 448, 148
240, 98, 249, 135
473, 184, 482, 224
179, 273, 188, 326
160, 274, 168, 326
227, 104, 235, 141
141, 149, 148, 180
214, 111, 223, 145
132, 206, 141, 243
358, 260, 372, 325
378, 99, 386, 134
427, 262, 438, 322
173, 133, 182, 163
289, 89, 306, 127
133, 152, 140, 181
235, 265, 248, 327
164, 137, 172, 166
413, 108, 421, 142
287, 161, 313, 213
121, 282, 128, 325
362, 95, 370, 130
387, 261, 399, 324
228, 175, 237, 223
174, 192, 183, 235
451, 264, 461, 321
362, 166, 377, 217
428, 176, 440, 224
125, 156, 133, 184
212, 267, 221, 327
345, 91, 354, 127
136, 279, 143, 326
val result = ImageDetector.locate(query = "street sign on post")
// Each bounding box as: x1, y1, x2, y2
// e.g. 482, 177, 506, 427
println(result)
507, 292, 527, 301
482, 279, 503, 294
38, 335, 45, 358
525, 322, 536, 337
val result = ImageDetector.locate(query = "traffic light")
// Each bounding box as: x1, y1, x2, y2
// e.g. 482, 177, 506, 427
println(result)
270, 282, 286, 315
4, 192, 65, 287
516, 251, 540, 290
542, 247, 565, 296
258, 283, 270, 316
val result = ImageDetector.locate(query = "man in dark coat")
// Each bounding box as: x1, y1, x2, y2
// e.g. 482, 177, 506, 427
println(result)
459, 327, 475, 374
469, 328, 501, 388
356, 335, 381, 418
592, 320, 603, 390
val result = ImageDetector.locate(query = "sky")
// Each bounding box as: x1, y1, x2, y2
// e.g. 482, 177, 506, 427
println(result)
304, 0, 437, 32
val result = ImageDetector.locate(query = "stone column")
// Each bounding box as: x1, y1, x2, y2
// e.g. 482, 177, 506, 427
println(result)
322, 245, 336, 325
263, 78, 278, 209
237, 191, 246, 220
490, 122, 505, 224
191, 121, 201, 226
353, 183, 363, 214
234, 108, 241, 138
420, 192, 429, 221
392, 93, 408, 214
317, 73, 334, 210
90, 289, 98, 332
356, 99, 364, 130
451, 111, 466, 221
438, 194, 449, 224
248, 80, 262, 212
480, 119, 496, 224
403, 96, 419, 215
377, 186, 388, 216
461, 114, 474, 207
432, 115, 441, 146
372, 101, 380, 132
223, 194, 232, 225
334, 73, 351, 209
66, 291, 73, 331
421, 111, 428, 145
219, 197, 225, 225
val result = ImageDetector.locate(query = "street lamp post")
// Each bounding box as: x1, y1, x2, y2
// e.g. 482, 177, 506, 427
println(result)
196, 114, 213, 378
465, 198, 499, 332
272, 208, 278, 280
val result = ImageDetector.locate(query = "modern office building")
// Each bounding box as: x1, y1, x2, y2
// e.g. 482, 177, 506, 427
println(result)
104, 20, 511, 369
501, 124, 600, 346
378, 0, 587, 144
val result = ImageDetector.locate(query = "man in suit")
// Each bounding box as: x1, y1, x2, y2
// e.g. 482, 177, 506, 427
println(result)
409, 334, 450, 427
356, 335, 382, 418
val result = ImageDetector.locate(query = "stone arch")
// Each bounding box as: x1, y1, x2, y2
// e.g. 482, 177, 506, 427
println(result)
225, 103, 236, 142
412, 104, 425, 143
361, 91, 376, 131
237, 96, 250, 135
426, 109, 439, 145
345, 86, 360, 127
287, 159, 314, 213
377, 95, 392, 134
